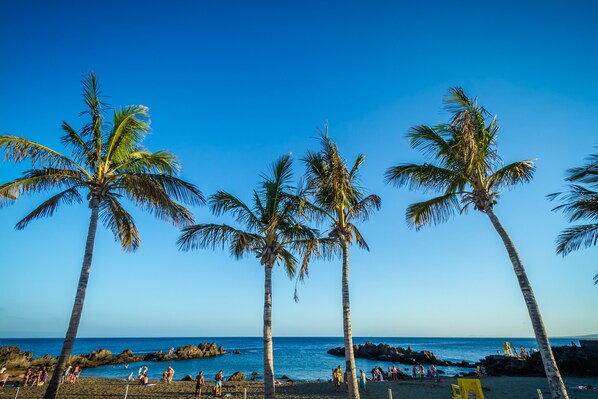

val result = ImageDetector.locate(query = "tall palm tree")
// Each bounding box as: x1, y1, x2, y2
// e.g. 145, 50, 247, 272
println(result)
549, 150, 598, 285
0, 73, 204, 399
178, 154, 320, 399
302, 131, 381, 399
385, 87, 568, 399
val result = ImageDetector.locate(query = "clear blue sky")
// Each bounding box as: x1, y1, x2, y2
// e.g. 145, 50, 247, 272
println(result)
0, 0, 596, 338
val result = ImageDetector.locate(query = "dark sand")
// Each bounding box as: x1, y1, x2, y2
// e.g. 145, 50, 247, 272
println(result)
2, 376, 598, 399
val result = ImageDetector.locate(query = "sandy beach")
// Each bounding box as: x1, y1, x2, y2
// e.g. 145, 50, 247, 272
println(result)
2, 376, 598, 399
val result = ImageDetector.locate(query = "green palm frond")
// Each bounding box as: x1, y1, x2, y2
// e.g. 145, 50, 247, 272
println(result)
78, 72, 105, 157
348, 194, 381, 222
60, 121, 96, 169
385, 163, 463, 193
406, 193, 462, 230
489, 160, 536, 189
0, 168, 84, 199
105, 105, 151, 166
348, 223, 369, 250
277, 247, 297, 279
211, 191, 261, 230
99, 196, 140, 251
0, 135, 84, 171
555, 224, 598, 256
178, 223, 260, 258
407, 125, 453, 160
119, 174, 196, 227
115, 150, 178, 175
564, 150, 598, 184
15, 187, 82, 230
550, 185, 598, 222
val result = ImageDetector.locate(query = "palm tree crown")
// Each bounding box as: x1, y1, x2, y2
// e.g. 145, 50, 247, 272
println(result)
303, 133, 381, 248
385, 87, 535, 227
0, 73, 204, 244
549, 149, 598, 284
178, 154, 318, 272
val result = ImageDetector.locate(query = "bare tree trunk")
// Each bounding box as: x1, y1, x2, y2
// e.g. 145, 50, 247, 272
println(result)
263, 263, 275, 399
341, 239, 360, 399
43, 198, 100, 399
485, 208, 569, 399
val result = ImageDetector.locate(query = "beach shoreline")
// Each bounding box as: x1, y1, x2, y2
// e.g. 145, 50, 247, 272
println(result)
2, 376, 598, 399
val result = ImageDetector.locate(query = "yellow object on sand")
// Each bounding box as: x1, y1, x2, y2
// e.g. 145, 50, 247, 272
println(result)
451, 378, 484, 399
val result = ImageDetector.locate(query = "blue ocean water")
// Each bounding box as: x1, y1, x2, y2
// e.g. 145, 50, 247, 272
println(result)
0, 337, 578, 381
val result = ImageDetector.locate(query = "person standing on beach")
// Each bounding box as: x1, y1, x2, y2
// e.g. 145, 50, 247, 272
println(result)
335, 366, 343, 389
411, 365, 416, 379
359, 370, 367, 392
332, 368, 339, 391
215, 370, 224, 397
195, 371, 204, 397
419, 364, 425, 382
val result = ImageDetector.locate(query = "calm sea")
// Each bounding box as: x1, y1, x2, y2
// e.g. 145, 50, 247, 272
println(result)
0, 337, 578, 381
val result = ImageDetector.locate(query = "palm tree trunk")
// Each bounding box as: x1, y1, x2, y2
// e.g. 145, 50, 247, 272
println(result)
43, 198, 100, 399
341, 239, 360, 399
485, 208, 569, 399
263, 263, 275, 399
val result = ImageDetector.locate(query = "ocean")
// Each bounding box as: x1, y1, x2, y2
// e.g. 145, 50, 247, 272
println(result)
0, 337, 578, 381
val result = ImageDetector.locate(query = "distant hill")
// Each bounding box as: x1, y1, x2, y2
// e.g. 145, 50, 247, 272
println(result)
575, 334, 598, 339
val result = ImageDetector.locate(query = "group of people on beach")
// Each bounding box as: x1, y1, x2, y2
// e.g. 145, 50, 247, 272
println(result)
194, 370, 223, 397
61, 365, 81, 383
331, 366, 368, 393
161, 365, 175, 383
21, 366, 49, 387
411, 364, 441, 382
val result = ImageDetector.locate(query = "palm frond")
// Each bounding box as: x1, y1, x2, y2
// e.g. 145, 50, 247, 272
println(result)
0, 135, 84, 171
210, 191, 261, 230
178, 223, 259, 258
118, 174, 199, 227
555, 224, 598, 255
114, 150, 178, 175
78, 72, 106, 157
550, 185, 598, 222
60, 121, 96, 169
348, 223, 369, 250
489, 160, 536, 189
105, 105, 151, 166
0, 168, 84, 199
348, 194, 381, 222
15, 187, 82, 230
99, 196, 140, 251
406, 193, 462, 230
407, 125, 453, 160
277, 247, 297, 279
385, 163, 463, 193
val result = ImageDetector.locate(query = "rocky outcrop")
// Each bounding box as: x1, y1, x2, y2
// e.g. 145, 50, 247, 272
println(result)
0, 342, 226, 371
481, 343, 598, 377
181, 374, 194, 381
327, 341, 475, 368
227, 371, 246, 382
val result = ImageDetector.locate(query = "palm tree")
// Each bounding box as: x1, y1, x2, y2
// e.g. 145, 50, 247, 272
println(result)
385, 87, 568, 399
549, 150, 598, 285
178, 154, 320, 399
302, 131, 381, 399
0, 73, 204, 399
